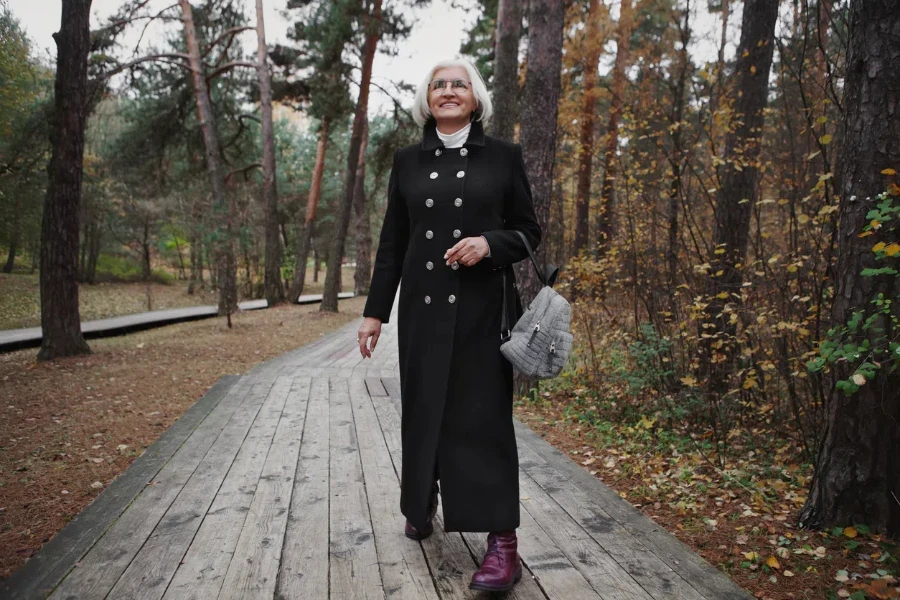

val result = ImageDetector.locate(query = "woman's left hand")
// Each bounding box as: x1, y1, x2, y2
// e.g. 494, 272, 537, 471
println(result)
444, 236, 489, 267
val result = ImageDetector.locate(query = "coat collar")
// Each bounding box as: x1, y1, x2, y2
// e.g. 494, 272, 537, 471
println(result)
421, 116, 486, 151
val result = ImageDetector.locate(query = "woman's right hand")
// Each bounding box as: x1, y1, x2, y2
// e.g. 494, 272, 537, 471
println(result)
358, 317, 382, 359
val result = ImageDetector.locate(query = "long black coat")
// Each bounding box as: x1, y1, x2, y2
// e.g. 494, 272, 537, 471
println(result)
363, 117, 542, 533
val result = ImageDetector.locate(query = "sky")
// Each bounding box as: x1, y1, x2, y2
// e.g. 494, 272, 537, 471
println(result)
9, 0, 736, 121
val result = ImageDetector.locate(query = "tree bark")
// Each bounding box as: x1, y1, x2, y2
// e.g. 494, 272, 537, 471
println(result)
179, 0, 237, 321
290, 116, 330, 301
573, 0, 603, 256
799, 0, 900, 536
256, 0, 285, 306
37, 0, 93, 361
595, 0, 634, 256
701, 0, 779, 391
667, 0, 691, 303
491, 0, 524, 142
353, 118, 372, 296
321, 0, 382, 313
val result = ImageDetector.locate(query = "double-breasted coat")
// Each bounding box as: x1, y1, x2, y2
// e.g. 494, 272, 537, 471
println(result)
363, 116, 542, 533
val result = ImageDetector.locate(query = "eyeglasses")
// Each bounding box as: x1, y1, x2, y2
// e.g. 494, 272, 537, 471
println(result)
430, 78, 471, 93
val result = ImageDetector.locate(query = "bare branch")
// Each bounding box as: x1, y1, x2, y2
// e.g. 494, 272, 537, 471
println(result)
206, 61, 255, 81
225, 163, 262, 183
100, 53, 191, 81
132, 4, 181, 57
203, 26, 255, 58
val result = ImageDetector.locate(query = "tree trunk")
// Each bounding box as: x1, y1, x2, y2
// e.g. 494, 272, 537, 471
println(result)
573, 0, 603, 256
353, 118, 372, 296
491, 0, 524, 142
313, 242, 320, 282
179, 0, 237, 320
256, 0, 285, 307
37, 0, 93, 361
667, 0, 691, 304
595, 0, 634, 256
321, 0, 382, 313
4, 196, 20, 273
799, 0, 900, 536
290, 116, 330, 301
701, 0, 779, 392
87, 215, 101, 284
518, 0, 565, 305
142, 221, 152, 281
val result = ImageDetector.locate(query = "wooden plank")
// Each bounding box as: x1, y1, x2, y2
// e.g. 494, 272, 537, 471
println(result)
106, 377, 290, 600
276, 376, 330, 599
516, 441, 705, 600
48, 377, 273, 599
0, 374, 240, 600
517, 473, 652, 600
328, 376, 384, 599
162, 378, 295, 600
348, 377, 439, 600
514, 422, 753, 600
217, 377, 311, 599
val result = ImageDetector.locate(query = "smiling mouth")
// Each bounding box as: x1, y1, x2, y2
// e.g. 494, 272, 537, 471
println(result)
440, 102, 459, 108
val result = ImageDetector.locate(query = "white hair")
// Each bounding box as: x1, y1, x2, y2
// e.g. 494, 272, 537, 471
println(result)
411, 58, 493, 128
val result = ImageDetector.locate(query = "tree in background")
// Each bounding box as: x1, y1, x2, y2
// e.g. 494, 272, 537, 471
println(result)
490, 0, 523, 142
700, 0, 779, 398
255, 0, 286, 306
37, 0, 93, 361
517, 0, 565, 307
799, 0, 900, 536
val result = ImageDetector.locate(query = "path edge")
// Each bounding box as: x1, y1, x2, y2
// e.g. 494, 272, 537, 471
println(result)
0, 374, 241, 600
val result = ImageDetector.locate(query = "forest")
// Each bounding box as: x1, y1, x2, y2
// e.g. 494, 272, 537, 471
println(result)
0, 0, 898, 597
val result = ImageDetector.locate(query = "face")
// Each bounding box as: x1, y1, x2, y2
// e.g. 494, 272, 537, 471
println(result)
428, 66, 477, 124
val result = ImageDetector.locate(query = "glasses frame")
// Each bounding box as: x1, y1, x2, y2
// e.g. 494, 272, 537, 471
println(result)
430, 78, 472, 94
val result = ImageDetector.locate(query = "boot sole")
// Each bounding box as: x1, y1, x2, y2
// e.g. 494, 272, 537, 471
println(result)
468, 563, 523, 592
405, 522, 434, 540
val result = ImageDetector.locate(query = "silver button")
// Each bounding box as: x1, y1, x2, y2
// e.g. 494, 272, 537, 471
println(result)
452, 229, 461, 238
426, 261, 433, 270
430, 172, 438, 179
460, 148, 468, 156
425, 230, 433, 239
451, 261, 459, 270
425, 198, 434, 208
425, 295, 431, 304
454, 198, 463, 207
435, 149, 442, 156
448, 295, 456, 304
456, 171, 465, 178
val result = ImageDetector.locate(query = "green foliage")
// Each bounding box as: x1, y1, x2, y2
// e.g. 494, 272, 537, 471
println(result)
94, 254, 173, 284
808, 191, 900, 395
618, 322, 676, 395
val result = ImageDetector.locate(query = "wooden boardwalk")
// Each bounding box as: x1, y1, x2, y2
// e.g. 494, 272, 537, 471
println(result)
0, 293, 354, 352
3, 302, 752, 600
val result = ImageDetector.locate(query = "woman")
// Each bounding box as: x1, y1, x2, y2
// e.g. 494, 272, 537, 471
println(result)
357, 57, 541, 592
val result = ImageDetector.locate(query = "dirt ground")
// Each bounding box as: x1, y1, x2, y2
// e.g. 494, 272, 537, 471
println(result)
0, 296, 366, 579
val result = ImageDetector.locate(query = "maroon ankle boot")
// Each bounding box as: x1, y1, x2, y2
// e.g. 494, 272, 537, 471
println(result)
405, 481, 439, 540
469, 530, 522, 592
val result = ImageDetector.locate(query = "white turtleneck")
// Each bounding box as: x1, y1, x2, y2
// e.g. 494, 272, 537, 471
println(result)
435, 121, 471, 149
434, 120, 491, 258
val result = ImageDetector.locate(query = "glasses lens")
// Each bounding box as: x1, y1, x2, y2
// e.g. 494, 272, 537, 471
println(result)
431, 79, 446, 92
452, 79, 469, 91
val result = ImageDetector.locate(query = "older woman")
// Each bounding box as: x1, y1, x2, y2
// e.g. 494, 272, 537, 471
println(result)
357, 57, 541, 592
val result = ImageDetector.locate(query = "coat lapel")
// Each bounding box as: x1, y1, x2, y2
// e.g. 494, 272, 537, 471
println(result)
421, 117, 486, 152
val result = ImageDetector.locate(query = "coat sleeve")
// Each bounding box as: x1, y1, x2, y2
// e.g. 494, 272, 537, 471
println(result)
363, 151, 409, 323
479, 143, 542, 269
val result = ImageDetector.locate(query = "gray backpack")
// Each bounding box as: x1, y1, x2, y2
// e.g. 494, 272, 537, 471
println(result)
499, 231, 573, 379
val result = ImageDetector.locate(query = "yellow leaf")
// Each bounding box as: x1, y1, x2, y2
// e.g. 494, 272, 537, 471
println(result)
743, 551, 759, 561
767, 555, 781, 569
858, 231, 874, 238
816, 116, 828, 124
743, 378, 758, 390
716, 292, 729, 300
819, 134, 833, 145
881, 168, 897, 176
844, 526, 858, 538
798, 214, 810, 224
873, 242, 887, 252
885, 243, 900, 257
680, 376, 698, 387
